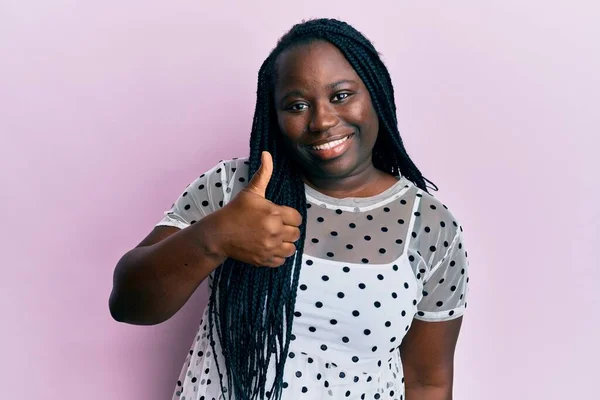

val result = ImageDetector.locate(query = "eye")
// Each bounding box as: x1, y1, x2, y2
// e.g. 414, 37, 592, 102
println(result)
332, 92, 352, 102
287, 102, 308, 112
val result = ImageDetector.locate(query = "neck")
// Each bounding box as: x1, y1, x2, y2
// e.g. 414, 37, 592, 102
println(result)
301, 162, 398, 199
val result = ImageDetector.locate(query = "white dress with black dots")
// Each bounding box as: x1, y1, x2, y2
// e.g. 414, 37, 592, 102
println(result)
156, 157, 470, 400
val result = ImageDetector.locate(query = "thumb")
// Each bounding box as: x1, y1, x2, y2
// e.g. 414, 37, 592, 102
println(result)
247, 151, 273, 198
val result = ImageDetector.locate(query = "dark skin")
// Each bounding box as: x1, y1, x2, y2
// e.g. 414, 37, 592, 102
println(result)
274, 40, 463, 399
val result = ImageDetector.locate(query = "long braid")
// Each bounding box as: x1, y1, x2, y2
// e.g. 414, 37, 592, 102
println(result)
208, 18, 438, 400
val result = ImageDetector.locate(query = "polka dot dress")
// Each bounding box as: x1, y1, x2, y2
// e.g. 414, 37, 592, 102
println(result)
156, 158, 470, 400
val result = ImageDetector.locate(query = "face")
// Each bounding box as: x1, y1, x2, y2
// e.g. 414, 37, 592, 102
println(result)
273, 40, 380, 181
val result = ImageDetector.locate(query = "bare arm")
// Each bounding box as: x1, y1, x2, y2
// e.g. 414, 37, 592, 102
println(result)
108, 212, 228, 325
400, 317, 463, 400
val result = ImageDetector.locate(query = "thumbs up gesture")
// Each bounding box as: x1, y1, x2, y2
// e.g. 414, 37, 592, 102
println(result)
213, 152, 303, 267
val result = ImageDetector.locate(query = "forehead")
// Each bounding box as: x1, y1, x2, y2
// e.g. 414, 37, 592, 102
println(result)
274, 40, 359, 88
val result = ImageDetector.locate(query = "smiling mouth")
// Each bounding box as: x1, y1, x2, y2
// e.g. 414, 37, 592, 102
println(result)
308, 133, 354, 151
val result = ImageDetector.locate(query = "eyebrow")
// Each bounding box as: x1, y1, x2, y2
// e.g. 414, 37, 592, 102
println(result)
325, 79, 358, 90
279, 79, 359, 103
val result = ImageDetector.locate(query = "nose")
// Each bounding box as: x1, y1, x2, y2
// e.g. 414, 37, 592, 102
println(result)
308, 101, 338, 133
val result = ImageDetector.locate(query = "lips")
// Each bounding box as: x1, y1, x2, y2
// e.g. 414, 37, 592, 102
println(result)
305, 133, 355, 161
305, 133, 354, 149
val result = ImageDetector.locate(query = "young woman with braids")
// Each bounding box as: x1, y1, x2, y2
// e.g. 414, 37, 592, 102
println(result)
110, 18, 470, 400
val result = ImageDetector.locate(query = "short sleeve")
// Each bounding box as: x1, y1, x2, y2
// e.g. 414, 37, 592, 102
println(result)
155, 157, 250, 230
415, 228, 470, 322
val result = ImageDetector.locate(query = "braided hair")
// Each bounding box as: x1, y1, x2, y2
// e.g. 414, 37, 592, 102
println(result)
207, 18, 438, 400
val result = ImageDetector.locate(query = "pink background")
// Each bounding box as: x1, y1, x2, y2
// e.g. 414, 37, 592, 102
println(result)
2, 1, 598, 398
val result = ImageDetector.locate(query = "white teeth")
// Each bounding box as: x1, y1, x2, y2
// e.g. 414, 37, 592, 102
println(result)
312, 136, 349, 151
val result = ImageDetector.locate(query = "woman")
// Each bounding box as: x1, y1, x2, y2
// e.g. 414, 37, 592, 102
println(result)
109, 18, 470, 400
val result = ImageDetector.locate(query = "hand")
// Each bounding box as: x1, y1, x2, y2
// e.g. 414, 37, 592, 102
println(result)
215, 151, 303, 267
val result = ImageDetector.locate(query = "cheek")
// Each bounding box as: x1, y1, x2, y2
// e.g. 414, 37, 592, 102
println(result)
346, 101, 378, 133
278, 113, 306, 141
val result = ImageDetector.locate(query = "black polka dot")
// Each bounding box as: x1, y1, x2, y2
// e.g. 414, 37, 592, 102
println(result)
364, 329, 371, 335
361, 258, 369, 263
309, 326, 316, 332
352, 356, 359, 363
295, 371, 302, 378
322, 275, 329, 281
358, 283, 366, 289
352, 310, 360, 317
343, 266, 350, 272
238, 177, 245, 182
397, 219, 405, 224
337, 292, 345, 299
385, 321, 391, 327
371, 346, 377, 352
301, 386, 308, 393
300, 284, 307, 291
321, 344, 327, 351
336, 209, 343, 214
315, 301, 323, 308
379, 248, 386, 254
364, 235, 371, 241
367, 215, 373, 220
317, 217, 324, 222
437, 301, 444, 307
311, 238, 319, 243
342, 336, 350, 343
391, 292, 398, 299
349, 223, 356, 228
294, 311, 301, 317
377, 274, 384, 280
346, 244, 354, 249
404, 282, 409, 289
374, 301, 381, 308
326, 252, 335, 257
330, 319, 338, 325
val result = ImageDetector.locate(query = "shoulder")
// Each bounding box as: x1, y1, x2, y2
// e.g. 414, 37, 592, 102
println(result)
412, 187, 466, 250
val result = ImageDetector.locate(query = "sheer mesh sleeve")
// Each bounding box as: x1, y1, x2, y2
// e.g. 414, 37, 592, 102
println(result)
415, 228, 469, 321
155, 158, 249, 230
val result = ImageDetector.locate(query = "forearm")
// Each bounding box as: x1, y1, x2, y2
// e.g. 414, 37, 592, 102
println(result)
405, 383, 452, 400
109, 213, 227, 325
